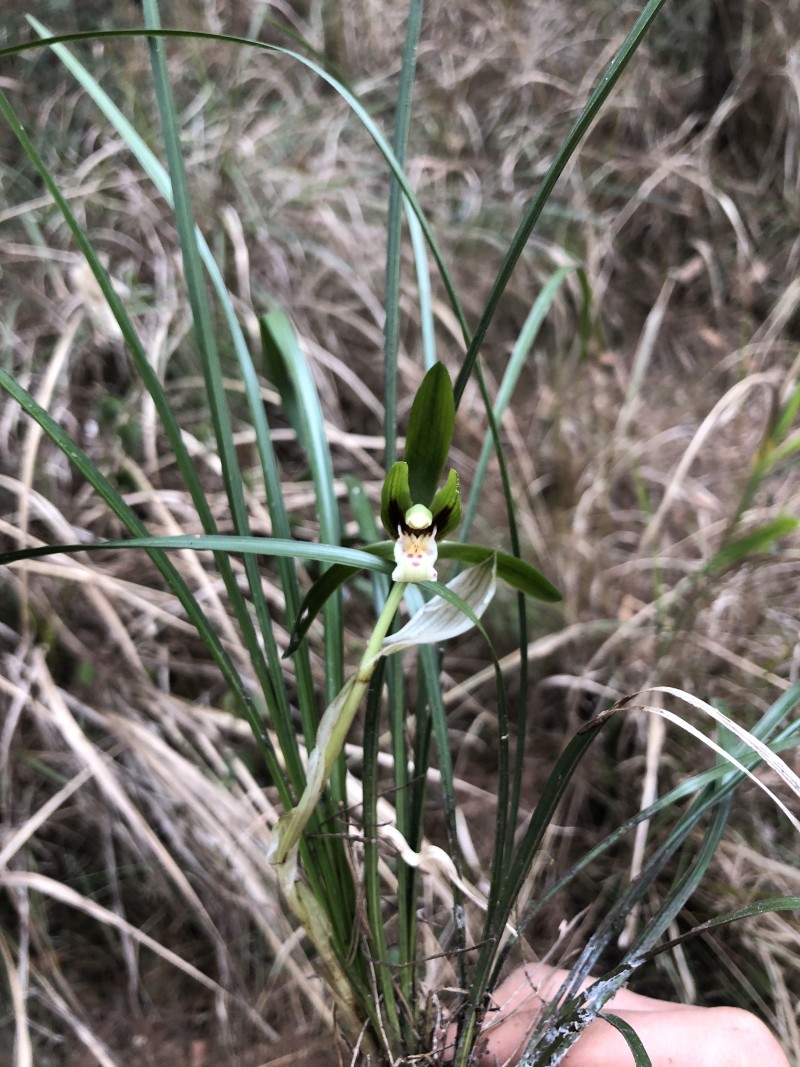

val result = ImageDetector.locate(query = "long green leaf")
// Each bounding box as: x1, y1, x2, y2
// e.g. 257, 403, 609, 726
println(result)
520, 795, 733, 1065
154, 0, 359, 945
406, 198, 437, 371
15, 24, 469, 343
453, 0, 670, 404
707, 516, 799, 572
0, 366, 294, 799
642, 896, 800, 960
153, 5, 336, 827
460, 264, 585, 540
149, 10, 339, 863
502, 686, 800, 985
26, 14, 327, 762
598, 1015, 652, 1067
361, 662, 401, 1050
384, 0, 425, 467
415, 620, 467, 986
0, 535, 390, 572
451, 717, 606, 1065
260, 310, 344, 703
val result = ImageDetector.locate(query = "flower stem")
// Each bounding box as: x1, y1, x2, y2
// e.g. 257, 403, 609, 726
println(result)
268, 580, 408, 1049
272, 579, 407, 868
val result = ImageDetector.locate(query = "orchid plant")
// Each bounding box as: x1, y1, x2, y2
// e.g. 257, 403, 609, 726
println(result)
268, 361, 558, 1046
3, 4, 799, 1066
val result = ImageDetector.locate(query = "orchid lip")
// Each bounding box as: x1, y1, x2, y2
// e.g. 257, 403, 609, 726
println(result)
392, 526, 438, 584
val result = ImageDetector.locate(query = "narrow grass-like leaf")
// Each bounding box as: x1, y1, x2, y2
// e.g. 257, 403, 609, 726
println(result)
134, 13, 358, 938
406, 198, 437, 371
361, 663, 401, 1051
344, 475, 381, 544
260, 310, 344, 703
453, 0, 670, 403
635, 794, 733, 955
642, 896, 800, 961
23, 21, 323, 725
515, 680, 800, 1062
521, 795, 733, 1065
260, 310, 341, 555
384, 0, 425, 466
0, 75, 338, 913
503, 686, 800, 985
597, 1015, 652, 1067
342, 476, 412, 1024
415, 623, 467, 984
344, 488, 418, 1022
397, 663, 428, 1006
0, 368, 293, 800
18, 23, 470, 344
466, 357, 528, 880
21, 18, 462, 818
0, 536, 390, 572
772, 378, 800, 442
461, 265, 585, 540
770, 434, 800, 467
451, 717, 606, 1066
1, 61, 307, 793
142, 0, 304, 778
0, 86, 254, 640
707, 516, 799, 572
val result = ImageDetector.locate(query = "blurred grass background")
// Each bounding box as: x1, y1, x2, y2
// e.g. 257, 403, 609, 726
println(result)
1, 1, 799, 1064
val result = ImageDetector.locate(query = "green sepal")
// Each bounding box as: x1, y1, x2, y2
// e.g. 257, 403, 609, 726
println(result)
286, 539, 561, 655
380, 461, 414, 537
429, 468, 461, 539
404, 362, 455, 505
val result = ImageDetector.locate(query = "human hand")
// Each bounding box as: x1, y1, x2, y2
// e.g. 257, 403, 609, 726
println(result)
443, 963, 789, 1066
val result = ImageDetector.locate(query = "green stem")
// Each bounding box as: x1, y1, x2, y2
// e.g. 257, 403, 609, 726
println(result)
272, 580, 407, 868
267, 580, 408, 1050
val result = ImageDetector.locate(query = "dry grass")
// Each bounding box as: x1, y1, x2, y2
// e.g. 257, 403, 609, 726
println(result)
1, 0, 800, 1063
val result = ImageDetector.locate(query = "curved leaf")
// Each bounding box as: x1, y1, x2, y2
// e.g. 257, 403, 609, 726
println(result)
259, 308, 344, 703
18, 22, 470, 346
642, 895, 800, 961
707, 515, 798, 572
597, 1015, 652, 1067
0, 535, 391, 573
460, 263, 586, 540
452, 0, 671, 404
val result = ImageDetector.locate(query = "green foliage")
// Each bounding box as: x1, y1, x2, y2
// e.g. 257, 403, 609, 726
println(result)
1, 2, 798, 1065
